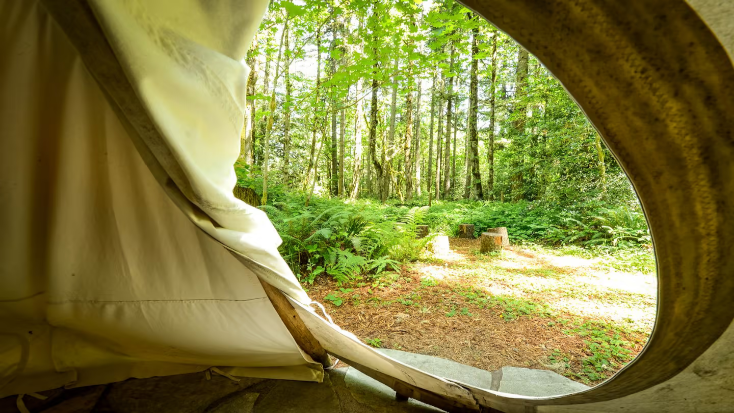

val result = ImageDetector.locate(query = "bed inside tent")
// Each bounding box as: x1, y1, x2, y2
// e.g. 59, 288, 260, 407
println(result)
2, 0, 734, 412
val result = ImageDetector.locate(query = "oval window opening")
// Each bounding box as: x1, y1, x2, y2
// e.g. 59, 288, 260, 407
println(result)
240, 0, 656, 397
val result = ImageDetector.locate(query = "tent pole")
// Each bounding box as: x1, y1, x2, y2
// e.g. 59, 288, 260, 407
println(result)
258, 279, 334, 368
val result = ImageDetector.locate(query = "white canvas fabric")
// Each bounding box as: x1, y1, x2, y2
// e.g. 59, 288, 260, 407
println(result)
0, 0, 475, 401
4, 0, 734, 411
84, 0, 310, 305
0, 0, 321, 397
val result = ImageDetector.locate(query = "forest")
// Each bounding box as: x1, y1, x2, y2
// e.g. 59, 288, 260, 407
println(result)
235, 0, 655, 384
235, 0, 650, 279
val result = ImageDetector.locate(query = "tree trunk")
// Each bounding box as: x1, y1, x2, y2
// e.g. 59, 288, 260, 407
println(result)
350, 76, 365, 200
480, 233, 503, 253
304, 29, 322, 192
427, 74, 436, 206
459, 224, 475, 239
369, 63, 383, 202
306, 133, 326, 207
381, 110, 389, 202
464, 107, 472, 199
512, 47, 529, 202
435, 72, 445, 201
416, 225, 429, 239
487, 32, 497, 199
256, 30, 275, 165
442, 42, 455, 198
261, 19, 289, 206
329, 14, 339, 197
487, 227, 510, 246
468, 23, 484, 200
241, 35, 258, 165
386, 58, 399, 202
413, 82, 423, 198
282, 29, 292, 185
404, 87, 414, 202
339, 104, 346, 197
594, 131, 607, 196
451, 108, 457, 195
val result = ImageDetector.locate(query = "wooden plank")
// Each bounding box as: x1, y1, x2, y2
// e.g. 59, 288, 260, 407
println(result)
332, 354, 481, 413
258, 279, 333, 368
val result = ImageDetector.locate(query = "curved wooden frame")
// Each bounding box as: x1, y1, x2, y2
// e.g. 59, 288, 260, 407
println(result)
454, 0, 734, 407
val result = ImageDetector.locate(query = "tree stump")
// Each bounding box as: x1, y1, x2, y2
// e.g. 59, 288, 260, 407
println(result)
458, 224, 475, 239
433, 235, 450, 256
480, 232, 503, 253
487, 227, 510, 246
416, 225, 429, 239
233, 186, 260, 207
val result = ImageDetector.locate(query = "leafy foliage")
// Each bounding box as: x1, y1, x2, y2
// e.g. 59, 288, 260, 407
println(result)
366, 337, 383, 348
260, 194, 432, 283
421, 199, 650, 248
245, 186, 652, 283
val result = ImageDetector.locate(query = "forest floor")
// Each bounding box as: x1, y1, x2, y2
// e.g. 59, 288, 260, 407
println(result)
305, 238, 656, 385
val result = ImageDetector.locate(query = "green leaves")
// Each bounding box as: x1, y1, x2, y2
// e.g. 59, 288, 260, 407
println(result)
324, 292, 343, 306
366, 337, 382, 348
281, 1, 306, 17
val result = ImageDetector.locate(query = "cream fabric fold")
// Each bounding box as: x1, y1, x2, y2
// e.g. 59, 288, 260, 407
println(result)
85, 0, 310, 303
0, 0, 320, 398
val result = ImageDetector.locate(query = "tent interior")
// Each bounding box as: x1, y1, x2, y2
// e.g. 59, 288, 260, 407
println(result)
1, 0, 734, 412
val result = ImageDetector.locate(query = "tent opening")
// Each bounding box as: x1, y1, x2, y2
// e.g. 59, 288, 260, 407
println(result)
235, 0, 657, 397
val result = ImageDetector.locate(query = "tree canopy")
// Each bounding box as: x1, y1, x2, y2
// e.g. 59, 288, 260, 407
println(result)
237, 0, 638, 209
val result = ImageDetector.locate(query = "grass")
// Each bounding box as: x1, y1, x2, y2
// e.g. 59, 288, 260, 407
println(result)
310, 238, 654, 386
366, 338, 383, 348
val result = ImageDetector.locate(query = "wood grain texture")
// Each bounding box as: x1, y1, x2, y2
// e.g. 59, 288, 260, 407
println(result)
259, 279, 333, 368
457, 0, 734, 408
332, 354, 481, 413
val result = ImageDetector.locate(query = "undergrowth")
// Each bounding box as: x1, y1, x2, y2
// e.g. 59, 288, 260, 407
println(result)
262, 194, 432, 283
243, 187, 652, 282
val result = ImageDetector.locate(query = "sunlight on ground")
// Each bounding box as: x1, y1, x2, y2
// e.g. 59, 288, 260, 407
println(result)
310, 238, 654, 384
414, 242, 657, 332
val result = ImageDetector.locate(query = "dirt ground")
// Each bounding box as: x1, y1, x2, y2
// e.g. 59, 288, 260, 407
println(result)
307, 238, 655, 385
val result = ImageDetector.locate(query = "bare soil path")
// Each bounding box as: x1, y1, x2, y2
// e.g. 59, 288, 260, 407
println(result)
307, 238, 655, 385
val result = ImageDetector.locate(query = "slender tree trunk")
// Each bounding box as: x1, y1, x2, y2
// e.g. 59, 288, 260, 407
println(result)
339, 102, 346, 197
350, 77, 364, 199
304, 29, 322, 192
404, 87, 414, 202
386, 58, 399, 202
282, 29, 292, 185
594, 131, 607, 196
512, 46, 529, 202
380, 108, 392, 204
442, 42, 455, 197
306, 135, 326, 207
241, 35, 258, 165
369, 72, 383, 202
261, 19, 289, 205
451, 109, 457, 194
487, 32, 497, 199
366, 111, 373, 195
464, 107, 472, 198
427, 74, 436, 206
329, 15, 339, 197
435, 73, 445, 201
468, 22, 483, 199
256, 31, 275, 165
337, 20, 349, 198
413, 82, 422, 198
